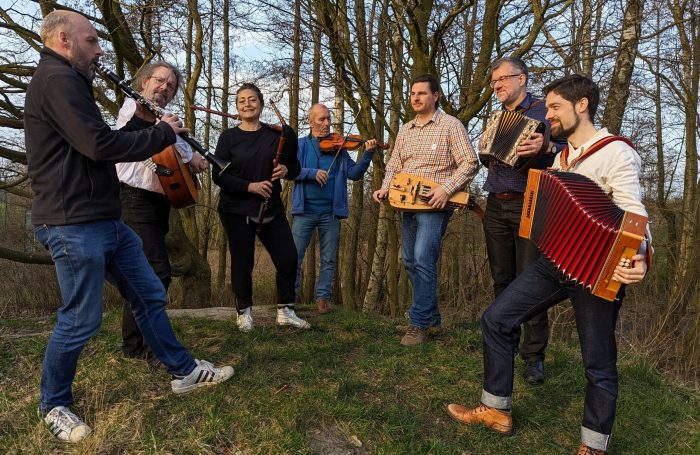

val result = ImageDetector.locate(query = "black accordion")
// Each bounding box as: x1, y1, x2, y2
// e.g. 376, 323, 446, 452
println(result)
478, 110, 545, 170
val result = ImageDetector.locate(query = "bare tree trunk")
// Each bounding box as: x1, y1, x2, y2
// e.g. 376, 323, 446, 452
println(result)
602, 0, 644, 134
169, 0, 211, 306
214, 0, 232, 300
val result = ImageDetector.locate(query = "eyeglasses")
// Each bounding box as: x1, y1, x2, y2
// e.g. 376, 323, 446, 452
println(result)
489, 74, 523, 87
149, 76, 176, 92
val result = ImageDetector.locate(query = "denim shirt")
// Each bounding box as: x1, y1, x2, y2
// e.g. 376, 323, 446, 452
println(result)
482, 92, 567, 193
291, 135, 374, 219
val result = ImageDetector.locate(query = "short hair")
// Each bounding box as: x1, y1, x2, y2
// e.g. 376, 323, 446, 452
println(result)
491, 56, 529, 83
132, 61, 183, 94
410, 73, 440, 109
236, 82, 264, 107
40, 11, 73, 44
543, 74, 599, 122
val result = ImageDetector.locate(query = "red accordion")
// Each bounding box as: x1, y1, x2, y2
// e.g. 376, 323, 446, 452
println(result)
519, 169, 647, 301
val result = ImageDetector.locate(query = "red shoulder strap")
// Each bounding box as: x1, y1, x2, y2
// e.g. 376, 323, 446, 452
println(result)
560, 136, 635, 170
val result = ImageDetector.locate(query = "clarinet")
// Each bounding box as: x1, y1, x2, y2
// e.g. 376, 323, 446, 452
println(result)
95, 62, 230, 176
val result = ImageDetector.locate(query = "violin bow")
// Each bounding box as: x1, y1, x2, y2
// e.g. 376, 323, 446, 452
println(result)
324, 110, 360, 175
255, 99, 287, 232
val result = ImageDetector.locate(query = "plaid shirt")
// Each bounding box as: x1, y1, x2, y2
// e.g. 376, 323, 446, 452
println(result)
381, 110, 479, 195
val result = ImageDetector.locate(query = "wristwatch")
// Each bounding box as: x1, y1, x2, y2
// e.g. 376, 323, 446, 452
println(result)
549, 143, 557, 155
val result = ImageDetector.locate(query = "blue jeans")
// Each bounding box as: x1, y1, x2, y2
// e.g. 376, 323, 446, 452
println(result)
34, 220, 196, 413
291, 212, 340, 300
480, 256, 622, 451
402, 210, 452, 329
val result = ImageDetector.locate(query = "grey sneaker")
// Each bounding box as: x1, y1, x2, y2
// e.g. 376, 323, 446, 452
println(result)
171, 359, 234, 394
41, 406, 92, 443
237, 307, 253, 332
276, 307, 311, 329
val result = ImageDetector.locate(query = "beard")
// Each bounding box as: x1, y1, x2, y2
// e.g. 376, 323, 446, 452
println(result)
150, 91, 169, 108
552, 115, 580, 138
68, 43, 96, 80
71, 59, 95, 80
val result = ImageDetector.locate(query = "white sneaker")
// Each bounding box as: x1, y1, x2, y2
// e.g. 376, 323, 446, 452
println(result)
171, 359, 234, 394
237, 307, 253, 332
276, 307, 311, 329
41, 406, 92, 443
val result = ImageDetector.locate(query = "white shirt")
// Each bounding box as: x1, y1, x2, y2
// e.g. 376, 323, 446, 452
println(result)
553, 128, 647, 217
115, 98, 193, 194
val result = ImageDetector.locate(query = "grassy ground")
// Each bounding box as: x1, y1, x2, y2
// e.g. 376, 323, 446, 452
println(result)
0, 307, 697, 454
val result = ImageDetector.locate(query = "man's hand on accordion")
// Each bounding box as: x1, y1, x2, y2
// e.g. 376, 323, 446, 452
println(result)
612, 254, 647, 285
516, 132, 545, 157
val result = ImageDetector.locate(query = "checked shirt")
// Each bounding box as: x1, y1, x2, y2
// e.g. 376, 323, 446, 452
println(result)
381, 109, 478, 195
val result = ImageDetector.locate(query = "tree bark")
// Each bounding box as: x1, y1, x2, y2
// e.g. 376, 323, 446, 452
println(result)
602, 0, 644, 134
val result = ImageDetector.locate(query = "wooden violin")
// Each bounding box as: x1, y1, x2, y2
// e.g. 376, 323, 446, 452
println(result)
318, 132, 389, 153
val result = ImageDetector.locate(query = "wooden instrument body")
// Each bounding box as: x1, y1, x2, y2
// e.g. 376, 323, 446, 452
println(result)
388, 173, 482, 217
478, 110, 545, 170
519, 169, 647, 301
151, 145, 200, 209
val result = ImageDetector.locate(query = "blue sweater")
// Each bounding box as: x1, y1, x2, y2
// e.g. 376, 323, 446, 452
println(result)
292, 135, 374, 218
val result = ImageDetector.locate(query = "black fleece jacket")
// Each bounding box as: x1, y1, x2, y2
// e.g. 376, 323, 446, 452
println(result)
24, 48, 176, 225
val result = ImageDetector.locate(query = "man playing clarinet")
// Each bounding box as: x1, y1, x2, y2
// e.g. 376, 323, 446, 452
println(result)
25, 11, 233, 443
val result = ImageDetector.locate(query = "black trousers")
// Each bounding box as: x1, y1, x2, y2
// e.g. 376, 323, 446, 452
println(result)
219, 212, 297, 310
119, 185, 171, 356
483, 194, 549, 362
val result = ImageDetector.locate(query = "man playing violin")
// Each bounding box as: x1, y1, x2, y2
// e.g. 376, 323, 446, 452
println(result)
291, 104, 376, 313
116, 62, 208, 366
373, 74, 479, 346
24, 11, 232, 443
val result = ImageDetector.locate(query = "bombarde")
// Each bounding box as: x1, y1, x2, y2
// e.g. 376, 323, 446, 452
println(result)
95, 62, 230, 176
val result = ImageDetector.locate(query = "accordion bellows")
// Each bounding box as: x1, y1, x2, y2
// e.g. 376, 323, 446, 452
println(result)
478, 110, 545, 169
519, 169, 647, 301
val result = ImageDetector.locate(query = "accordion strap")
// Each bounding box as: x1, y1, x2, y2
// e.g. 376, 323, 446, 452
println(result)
559, 135, 634, 171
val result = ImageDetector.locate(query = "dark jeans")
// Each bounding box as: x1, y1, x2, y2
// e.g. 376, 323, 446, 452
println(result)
220, 212, 297, 309
120, 185, 171, 356
480, 256, 622, 450
484, 195, 548, 362
34, 220, 196, 413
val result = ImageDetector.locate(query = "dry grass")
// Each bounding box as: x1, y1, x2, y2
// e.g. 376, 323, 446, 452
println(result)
1, 308, 698, 454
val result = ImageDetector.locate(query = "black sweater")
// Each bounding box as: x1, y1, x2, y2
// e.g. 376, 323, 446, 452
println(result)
213, 124, 300, 217
24, 48, 176, 225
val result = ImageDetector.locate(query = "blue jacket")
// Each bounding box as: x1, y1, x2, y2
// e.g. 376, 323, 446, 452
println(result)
291, 135, 374, 218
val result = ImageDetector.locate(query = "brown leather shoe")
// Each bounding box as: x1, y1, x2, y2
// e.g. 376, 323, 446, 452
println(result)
576, 445, 605, 455
316, 297, 330, 314
446, 403, 513, 435
400, 325, 427, 346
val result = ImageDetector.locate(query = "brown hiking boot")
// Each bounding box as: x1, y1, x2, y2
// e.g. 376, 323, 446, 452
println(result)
446, 403, 513, 435
576, 445, 605, 455
400, 325, 427, 346
316, 297, 330, 314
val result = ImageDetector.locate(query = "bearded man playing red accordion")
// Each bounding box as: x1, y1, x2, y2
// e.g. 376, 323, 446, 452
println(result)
447, 74, 651, 455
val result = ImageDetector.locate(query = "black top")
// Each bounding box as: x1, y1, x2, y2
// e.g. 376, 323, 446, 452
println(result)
24, 48, 176, 225
121, 115, 155, 132
213, 124, 300, 217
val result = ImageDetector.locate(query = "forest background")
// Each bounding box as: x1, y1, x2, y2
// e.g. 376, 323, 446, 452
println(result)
0, 0, 698, 387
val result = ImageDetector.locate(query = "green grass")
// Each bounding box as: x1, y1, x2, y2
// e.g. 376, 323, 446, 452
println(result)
0, 308, 698, 454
